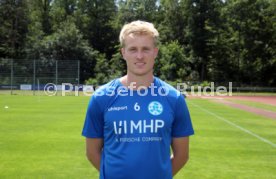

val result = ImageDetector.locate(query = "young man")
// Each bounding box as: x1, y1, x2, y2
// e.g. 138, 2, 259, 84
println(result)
82, 20, 194, 179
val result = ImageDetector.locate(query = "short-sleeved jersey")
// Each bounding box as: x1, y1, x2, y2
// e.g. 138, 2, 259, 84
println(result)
82, 77, 194, 179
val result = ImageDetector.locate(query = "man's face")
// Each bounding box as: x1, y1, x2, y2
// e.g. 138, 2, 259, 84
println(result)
121, 34, 158, 77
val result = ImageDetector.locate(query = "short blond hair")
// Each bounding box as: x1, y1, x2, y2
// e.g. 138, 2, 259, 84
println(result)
119, 20, 159, 47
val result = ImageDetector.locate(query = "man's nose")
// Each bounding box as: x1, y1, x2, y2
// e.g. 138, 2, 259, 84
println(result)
136, 50, 144, 60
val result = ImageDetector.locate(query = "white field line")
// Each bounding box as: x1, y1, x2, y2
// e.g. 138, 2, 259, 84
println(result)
189, 102, 276, 148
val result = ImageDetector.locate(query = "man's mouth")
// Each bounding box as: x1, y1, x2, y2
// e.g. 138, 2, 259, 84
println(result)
135, 62, 146, 67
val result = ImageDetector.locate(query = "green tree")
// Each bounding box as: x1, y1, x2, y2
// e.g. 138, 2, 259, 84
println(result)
112, 0, 159, 33
89, 53, 111, 85
28, 20, 99, 82
0, 0, 28, 58
119, 0, 158, 21
74, 0, 117, 58
204, 0, 236, 82
225, 0, 276, 86
183, 0, 226, 81
109, 46, 127, 79
155, 41, 191, 83
158, 0, 188, 44
49, 0, 77, 31
25, 0, 53, 59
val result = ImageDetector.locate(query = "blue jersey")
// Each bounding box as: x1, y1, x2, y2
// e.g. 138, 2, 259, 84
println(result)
82, 77, 194, 179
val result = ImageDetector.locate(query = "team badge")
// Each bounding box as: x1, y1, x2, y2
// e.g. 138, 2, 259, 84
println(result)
148, 101, 163, 116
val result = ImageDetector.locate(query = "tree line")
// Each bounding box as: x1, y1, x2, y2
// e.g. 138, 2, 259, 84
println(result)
0, 0, 275, 86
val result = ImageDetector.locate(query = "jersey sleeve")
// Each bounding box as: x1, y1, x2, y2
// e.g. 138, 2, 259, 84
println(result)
82, 95, 104, 138
172, 94, 194, 137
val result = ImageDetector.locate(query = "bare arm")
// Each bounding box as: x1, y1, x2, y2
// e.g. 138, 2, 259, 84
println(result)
86, 138, 103, 171
171, 137, 190, 176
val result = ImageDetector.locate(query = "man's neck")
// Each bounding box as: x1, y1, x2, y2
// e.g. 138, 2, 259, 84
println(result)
120, 73, 154, 90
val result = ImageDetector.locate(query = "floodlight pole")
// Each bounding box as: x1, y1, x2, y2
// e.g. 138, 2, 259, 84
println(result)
37, 78, 40, 96
55, 60, 58, 96
33, 60, 36, 96
77, 60, 80, 96
10, 59, 13, 95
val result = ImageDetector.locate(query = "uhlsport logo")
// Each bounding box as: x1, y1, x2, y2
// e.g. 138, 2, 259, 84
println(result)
148, 101, 163, 116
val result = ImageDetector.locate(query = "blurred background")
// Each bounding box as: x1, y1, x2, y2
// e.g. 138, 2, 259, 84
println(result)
0, 0, 275, 90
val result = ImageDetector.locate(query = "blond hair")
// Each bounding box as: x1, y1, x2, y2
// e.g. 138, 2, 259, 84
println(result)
119, 20, 159, 47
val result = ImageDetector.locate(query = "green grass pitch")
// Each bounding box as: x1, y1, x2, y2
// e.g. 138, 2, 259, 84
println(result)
0, 95, 275, 178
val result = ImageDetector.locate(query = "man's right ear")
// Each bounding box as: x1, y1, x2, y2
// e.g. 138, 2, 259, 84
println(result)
121, 48, 126, 60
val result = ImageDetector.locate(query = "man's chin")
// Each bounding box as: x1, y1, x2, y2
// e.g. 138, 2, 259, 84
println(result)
132, 70, 153, 76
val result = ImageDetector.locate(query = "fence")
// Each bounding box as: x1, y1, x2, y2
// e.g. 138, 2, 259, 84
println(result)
1, 58, 275, 96
0, 59, 80, 95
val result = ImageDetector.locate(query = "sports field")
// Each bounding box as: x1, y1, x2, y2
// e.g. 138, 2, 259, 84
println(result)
0, 95, 275, 178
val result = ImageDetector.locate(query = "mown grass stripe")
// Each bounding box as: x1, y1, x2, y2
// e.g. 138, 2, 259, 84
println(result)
190, 101, 276, 148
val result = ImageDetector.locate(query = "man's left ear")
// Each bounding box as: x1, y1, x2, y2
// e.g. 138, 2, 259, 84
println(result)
154, 48, 159, 58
